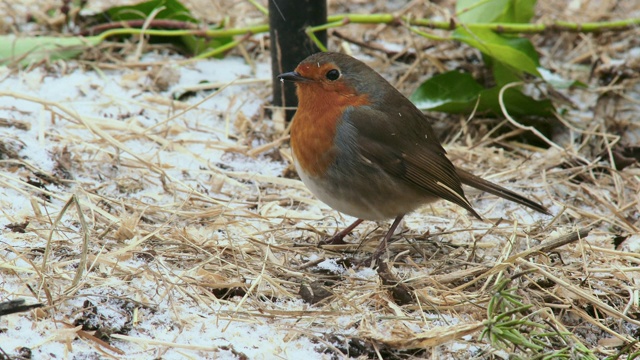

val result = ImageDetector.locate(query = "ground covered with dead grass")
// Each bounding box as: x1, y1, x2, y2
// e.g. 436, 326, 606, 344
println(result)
0, 0, 639, 359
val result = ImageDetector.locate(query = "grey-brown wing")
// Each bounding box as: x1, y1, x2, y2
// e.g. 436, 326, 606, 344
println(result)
345, 105, 480, 218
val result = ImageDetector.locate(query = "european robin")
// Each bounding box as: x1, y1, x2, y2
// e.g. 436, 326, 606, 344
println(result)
278, 52, 549, 260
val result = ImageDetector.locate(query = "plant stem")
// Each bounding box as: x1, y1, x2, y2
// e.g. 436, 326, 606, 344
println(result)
97, 24, 269, 42
324, 13, 640, 34
194, 33, 252, 59
93, 14, 639, 61
95, 15, 640, 42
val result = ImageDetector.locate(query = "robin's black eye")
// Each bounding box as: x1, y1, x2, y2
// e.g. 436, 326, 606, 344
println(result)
325, 69, 340, 81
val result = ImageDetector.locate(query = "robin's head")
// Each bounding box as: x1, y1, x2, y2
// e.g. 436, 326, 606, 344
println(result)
278, 52, 389, 102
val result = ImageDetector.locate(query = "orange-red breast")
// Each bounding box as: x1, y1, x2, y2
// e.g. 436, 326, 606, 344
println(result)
278, 52, 549, 260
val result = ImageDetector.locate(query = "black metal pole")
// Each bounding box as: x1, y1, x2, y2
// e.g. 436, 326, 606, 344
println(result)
269, 0, 327, 121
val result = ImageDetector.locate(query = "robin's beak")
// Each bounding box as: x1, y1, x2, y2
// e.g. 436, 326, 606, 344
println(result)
277, 71, 310, 83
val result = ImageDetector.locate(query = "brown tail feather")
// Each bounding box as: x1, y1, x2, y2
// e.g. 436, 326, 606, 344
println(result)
456, 168, 551, 215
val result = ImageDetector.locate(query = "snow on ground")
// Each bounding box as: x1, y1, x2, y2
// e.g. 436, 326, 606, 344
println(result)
0, 56, 330, 359
0, 51, 548, 359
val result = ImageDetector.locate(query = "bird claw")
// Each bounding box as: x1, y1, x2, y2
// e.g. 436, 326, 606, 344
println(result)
317, 219, 365, 246
318, 233, 349, 246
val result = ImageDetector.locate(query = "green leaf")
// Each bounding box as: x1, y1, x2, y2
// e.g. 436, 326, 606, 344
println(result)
478, 86, 555, 117
456, 0, 536, 24
485, 36, 539, 85
456, 0, 511, 23
103, 0, 232, 57
107, 0, 196, 23
0, 35, 103, 67
410, 71, 484, 113
453, 26, 540, 77
487, 56, 522, 86
493, 0, 537, 23
410, 70, 555, 117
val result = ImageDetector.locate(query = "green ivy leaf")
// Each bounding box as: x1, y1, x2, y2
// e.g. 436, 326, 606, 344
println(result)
456, 0, 536, 24
429, 0, 560, 129
453, 26, 540, 77
104, 0, 232, 57
410, 70, 555, 117
107, 0, 196, 22
493, 0, 537, 23
486, 56, 522, 86
457, 0, 511, 23
478, 86, 555, 117
485, 36, 539, 85
410, 71, 484, 113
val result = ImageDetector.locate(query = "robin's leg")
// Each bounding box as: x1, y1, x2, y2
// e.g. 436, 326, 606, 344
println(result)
319, 219, 364, 245
369, 214, 404, 264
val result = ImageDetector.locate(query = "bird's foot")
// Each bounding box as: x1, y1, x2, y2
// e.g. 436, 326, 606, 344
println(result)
318, 219, 364, 246
318, 233, 348, 245
359, 215, 405, 267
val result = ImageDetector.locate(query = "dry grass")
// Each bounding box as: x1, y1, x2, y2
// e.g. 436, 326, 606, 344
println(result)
1, 0, 639, 358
